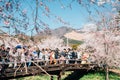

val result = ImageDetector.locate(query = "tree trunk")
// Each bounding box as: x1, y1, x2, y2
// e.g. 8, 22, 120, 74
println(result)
106, 65, 109, 80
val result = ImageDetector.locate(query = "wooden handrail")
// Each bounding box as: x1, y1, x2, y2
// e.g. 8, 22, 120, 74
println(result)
0, 59, 82, 64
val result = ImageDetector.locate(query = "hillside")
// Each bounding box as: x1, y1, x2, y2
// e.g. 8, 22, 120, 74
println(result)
0, 26, 77, 47
51, 26, 75, 38
34, 26, 75, 38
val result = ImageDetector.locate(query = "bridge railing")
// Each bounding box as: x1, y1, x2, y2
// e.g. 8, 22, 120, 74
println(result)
0, 59, 82, 65
0, 58, 93, 66
0, 58, 98, 78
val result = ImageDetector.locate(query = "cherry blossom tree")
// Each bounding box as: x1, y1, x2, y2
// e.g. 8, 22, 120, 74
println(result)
39, 36, 64, 50
81, 13, 120, 80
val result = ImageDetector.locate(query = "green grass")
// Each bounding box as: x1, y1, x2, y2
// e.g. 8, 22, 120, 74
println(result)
80, 71, 120, 80
17, 74, 56, 80
17, 71, 120, 80
64, 38, 83, 45
17, 72, 71, 80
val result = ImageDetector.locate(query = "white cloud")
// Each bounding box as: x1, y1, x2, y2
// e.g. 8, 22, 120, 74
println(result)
82, 23, 98, 32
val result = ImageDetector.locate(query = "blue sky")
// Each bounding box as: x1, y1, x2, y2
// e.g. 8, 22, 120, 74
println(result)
0, 0, 118, 35
25, 0, 116, 30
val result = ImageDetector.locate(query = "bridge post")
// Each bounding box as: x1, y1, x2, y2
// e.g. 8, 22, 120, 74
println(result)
57, 74, 61, 80
50, 76, 53, 80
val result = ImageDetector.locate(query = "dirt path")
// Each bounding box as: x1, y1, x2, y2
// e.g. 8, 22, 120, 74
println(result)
109, 69, 120, 75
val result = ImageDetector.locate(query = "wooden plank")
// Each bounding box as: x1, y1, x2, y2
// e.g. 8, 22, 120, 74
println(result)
0, 63, 98, 78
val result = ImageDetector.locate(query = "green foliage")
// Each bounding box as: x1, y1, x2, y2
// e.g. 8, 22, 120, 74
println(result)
30, 37, 34, 41
71, 44, 79, 50
80, 71, 120, 80
64, 38, 83, 45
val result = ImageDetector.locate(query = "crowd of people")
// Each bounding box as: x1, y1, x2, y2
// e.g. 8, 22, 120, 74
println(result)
0, 44, 92, 75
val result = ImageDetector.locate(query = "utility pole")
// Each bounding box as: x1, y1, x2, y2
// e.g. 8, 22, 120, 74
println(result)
67, 37, 69, 48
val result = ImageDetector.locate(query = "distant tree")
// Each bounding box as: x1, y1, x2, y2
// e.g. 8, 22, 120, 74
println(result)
39, 36, 64, 50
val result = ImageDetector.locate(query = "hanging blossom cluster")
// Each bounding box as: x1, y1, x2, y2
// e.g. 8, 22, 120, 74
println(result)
88, 0, 119, 6
78, 0, 120, 11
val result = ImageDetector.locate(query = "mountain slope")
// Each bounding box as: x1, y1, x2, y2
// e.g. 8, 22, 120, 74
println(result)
51, 26, 75, 38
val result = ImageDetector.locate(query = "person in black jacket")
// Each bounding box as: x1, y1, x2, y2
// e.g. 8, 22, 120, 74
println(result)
0, 44, 10, 76
54, 48, 60, 59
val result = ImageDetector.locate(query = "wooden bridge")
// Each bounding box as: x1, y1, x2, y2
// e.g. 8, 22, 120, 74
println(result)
0, 59, 98, 80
